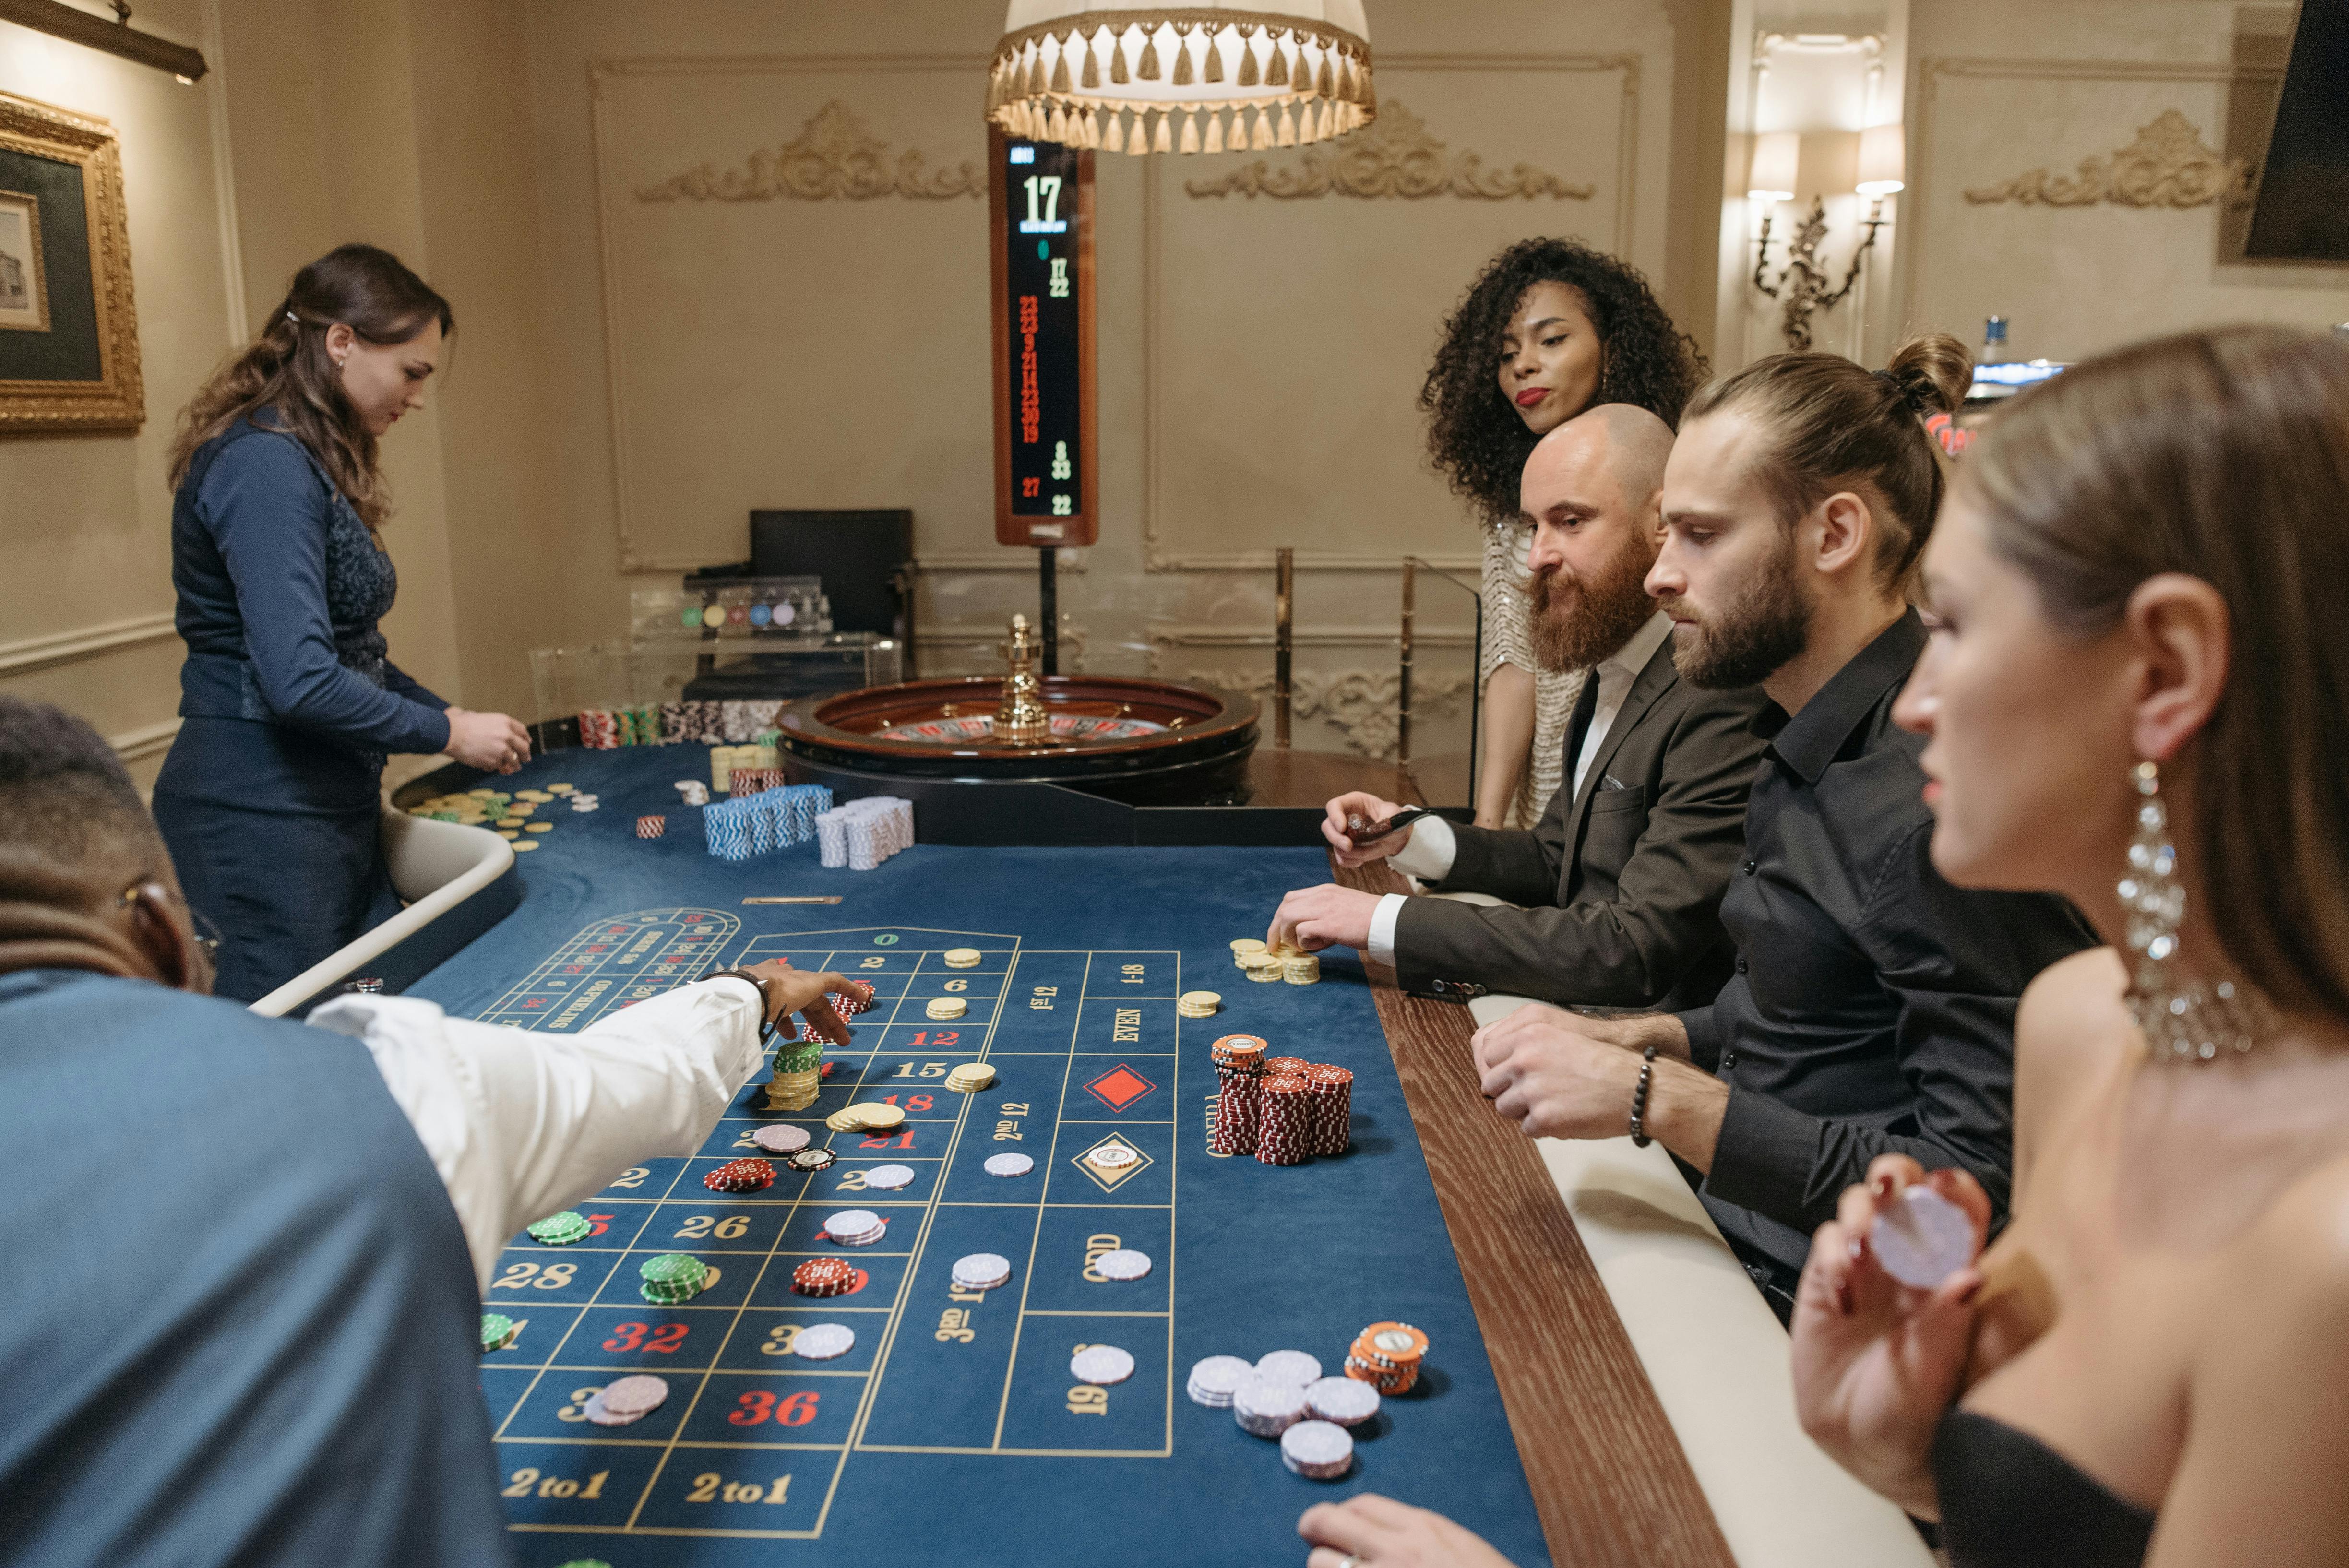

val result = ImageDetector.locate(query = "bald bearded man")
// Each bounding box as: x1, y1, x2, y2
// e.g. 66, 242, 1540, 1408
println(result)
1269, 404, 1768, 1010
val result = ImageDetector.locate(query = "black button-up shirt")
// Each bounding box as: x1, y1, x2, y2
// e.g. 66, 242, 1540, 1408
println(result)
1677, 610, 2096, 1273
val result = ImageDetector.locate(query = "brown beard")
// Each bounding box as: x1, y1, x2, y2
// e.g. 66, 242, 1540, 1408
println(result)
1664, 529, 1812, 689
1522, 531, 1659, 673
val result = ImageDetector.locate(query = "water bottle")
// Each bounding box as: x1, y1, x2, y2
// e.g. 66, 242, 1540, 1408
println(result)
1980, 315, 2010, 366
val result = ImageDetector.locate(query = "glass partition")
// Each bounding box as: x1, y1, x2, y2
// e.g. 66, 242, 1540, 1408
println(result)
1396, 558, 1479, 812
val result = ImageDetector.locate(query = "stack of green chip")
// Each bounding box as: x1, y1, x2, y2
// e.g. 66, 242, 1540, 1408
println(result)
754, 727, 781, 748
480, 1312, 520, 1352
639, 1252, 712, 1305
527, 1210, 593, 1245
775, 1039, 823, 1075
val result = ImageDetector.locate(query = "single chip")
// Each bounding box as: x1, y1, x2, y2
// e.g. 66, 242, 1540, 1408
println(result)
480, 1312, 520, 1352
515, 790, 552, 802
525, 821, 555, 833
467, 787, 497, 799
497, 829, 520, 841
751, 1124, 811, 1154
1281, 1419, 1356, 1480
511, 839, 538, 852
1869, 1185, 1978, 1289
862, 1164, 916, 1190
924, 996, 967, 1021
1092, 1248, 1152, 1281
1070, 1344, 1135, 1386
1186, 1354, 1256, 1409
1085, 1144, 1139, 1170
1255, 1349, 1324, 1387
952, 1252, 1014, 1290
597, 1374, 671, 1416
1305, 1375, 1381, 1427
942, 947, 983, 968
792, 1322, 856, 1361
526, 1211, 592, 1245
983, 1152, 1034, 1177
580, 1392, 642, 1426
1229, 938, 1267, 956
497, 817, 526, 829
787, 1147, 836, 1172
791, 1258, 858, 1297
547, 783, 575, 794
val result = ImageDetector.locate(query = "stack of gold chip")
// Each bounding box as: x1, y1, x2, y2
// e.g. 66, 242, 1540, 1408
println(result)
945, 1062, 996, 1093
763, 1033, 824, 1112
1242, 951, 1284, 983
1230, 938, 1267, 970
942, 947, 983, 969
1177, 990, 1222, 1019
925, 996, 968, 1020
1283, 954, 1321, 985
825, 1101, 907, 1134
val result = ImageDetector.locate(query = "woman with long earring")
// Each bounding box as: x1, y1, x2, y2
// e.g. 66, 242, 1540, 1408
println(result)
1420, 238, 1706, 828
1789, 327, 2349, 1563
152, 245, 530, 1002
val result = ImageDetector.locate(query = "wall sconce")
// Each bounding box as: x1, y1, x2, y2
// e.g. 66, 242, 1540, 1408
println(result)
1750, 124, 1902, 351
0, 0, 208, 81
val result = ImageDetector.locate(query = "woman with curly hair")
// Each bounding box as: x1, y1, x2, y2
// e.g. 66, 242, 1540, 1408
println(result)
1421, 238, 1707, 827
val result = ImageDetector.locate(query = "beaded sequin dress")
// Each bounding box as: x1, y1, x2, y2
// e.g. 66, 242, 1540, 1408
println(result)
1481, 518, 1587, 829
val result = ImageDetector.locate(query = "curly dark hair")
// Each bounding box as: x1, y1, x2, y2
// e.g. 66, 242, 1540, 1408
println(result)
1421, 238, 1708, 525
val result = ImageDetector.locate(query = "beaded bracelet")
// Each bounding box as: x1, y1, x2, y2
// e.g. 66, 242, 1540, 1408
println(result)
1628, 1044, 1660, 1148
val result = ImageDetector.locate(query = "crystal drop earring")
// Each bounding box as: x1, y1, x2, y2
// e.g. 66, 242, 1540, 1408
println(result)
2119, 759, 2268, 1060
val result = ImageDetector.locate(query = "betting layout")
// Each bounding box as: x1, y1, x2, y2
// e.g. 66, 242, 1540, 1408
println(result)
473, 919, 1184, 1547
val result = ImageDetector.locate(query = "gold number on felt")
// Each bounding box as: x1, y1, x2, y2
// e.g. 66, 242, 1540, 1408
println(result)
503, 1466, 608, 1499
556, 1387, 602, 1422
491, 1262, 538, 1290
687, 1472, 720, 1503
760, 1323, 799, 1356
608, 1166, 651, 1189
492, 1260, 571, 1290
860, 956, 886, 969
673, 1214, 750, 1241
1066, 1385, 1108, 1416
943, 978, 968, 992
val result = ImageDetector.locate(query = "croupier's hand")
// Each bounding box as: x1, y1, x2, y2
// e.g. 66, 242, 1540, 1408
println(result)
737, 960, 872, 1045
1300, 1495, 1518, 1568
1322, 791, 1412, 868
1269, 883, 1381, 954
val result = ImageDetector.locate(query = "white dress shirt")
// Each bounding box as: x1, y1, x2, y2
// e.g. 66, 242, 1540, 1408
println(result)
306, 976, 767, 1291
1366, 612, 1675, 965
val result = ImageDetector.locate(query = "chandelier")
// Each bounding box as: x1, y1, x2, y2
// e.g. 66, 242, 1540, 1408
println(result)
988, 2, 1376, 156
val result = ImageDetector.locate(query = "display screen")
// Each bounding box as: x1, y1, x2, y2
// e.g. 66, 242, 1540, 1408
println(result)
995, 137, 1088, 539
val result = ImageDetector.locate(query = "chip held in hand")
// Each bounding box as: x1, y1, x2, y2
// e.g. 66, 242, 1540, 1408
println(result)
1870, 1184, 1977, 1289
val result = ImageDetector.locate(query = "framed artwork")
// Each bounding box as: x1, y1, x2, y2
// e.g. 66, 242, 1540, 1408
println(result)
0, 90, 141, 432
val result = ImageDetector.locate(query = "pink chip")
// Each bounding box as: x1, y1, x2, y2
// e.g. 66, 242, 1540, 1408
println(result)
751, 1124, 811, 1154
596, 1374, 670, 1416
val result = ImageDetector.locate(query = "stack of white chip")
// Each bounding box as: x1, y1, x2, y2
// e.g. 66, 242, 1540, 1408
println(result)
673, 778, 710, 808
1186, 1355, 1255, 1409
1304, 1376, 1380, 1427
822, 1209, 887, 1247
569, 792, 600, 813
951, 1251, 1013, 1290
1232, 1374, 1311, 1437
1280, 1420, 1355, 1480
816, 796, 915, 870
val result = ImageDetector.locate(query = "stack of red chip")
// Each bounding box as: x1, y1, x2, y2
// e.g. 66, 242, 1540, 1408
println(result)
791, 1258, 859, 1297
1303, 1064, 1353, 1156
1257, 1073, 1313, 1165
576, 709, 620, 750
730, 768, 781, 796
703, 1157, 775, 1193
1263, 1055, 1311, 1077
636, 814, 665, 840
1210, 1035, 1269, 1156
831, 988, 871, 1017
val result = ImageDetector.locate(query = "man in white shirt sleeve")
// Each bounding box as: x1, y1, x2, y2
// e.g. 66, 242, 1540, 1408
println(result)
1266, 405, 1769, 1011
309, 962, 865, 1290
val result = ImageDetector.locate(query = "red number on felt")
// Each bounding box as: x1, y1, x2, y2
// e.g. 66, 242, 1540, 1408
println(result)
603, 1323, 647, 1352
776, 1390, 821, 1426
646, 1323, 690, 1354
859, 1130, 916, 1150
729, 1391, 774, 1426
585, 1213, 613, 1236
906, 1094, 933, 1112
1021, 476, 1041, 497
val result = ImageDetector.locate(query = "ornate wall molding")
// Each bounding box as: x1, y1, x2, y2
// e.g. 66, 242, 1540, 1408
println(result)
1900, 56, 2283, 317
635, 100, 983, 203
0, 609, 177, 678
1183, 101, 1591, 201
1145, 54, 1639, 573
1170, 663, 1469, 762
1962, 109, 2249, 208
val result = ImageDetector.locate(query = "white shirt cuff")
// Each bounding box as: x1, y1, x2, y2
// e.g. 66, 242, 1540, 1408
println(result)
1367, 893, 1409, 967
1388, 814, 1458, 882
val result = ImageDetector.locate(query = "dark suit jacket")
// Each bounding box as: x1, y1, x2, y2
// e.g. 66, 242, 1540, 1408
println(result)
1394, 635, 1770, 1011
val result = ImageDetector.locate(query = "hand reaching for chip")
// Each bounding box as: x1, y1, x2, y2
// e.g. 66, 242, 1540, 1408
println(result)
736, 960, 870, 1043
1299, 1495, 1520, 1568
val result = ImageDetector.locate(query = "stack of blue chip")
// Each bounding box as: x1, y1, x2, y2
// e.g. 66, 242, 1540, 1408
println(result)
701, 783, 835, 860
701, 796, 754, 861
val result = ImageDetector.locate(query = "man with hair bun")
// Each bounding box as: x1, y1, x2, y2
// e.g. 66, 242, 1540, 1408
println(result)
1469, 336, 2097, 1317
0, 697, 870, 1568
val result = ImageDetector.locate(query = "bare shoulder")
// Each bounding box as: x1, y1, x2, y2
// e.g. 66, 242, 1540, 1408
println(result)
2245, 1157, 2349, 1324
2013, 948, 2133, 1126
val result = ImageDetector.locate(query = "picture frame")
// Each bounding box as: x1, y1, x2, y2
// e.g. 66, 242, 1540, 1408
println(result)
0, 90, 142, 432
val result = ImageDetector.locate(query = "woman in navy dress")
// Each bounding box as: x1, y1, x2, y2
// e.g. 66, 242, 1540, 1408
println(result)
153, 245, 529, 1002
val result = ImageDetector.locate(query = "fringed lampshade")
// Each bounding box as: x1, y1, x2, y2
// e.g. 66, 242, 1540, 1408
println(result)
988, 1, 1375, 156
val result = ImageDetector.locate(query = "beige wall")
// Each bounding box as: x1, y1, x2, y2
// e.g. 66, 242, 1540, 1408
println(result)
0, 0, 232, 787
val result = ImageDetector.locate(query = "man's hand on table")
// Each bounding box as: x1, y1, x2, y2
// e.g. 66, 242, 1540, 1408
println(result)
1319, 791, 1415, 869
1268, 884, 1382, 954
1300, 1495, 1518, 1568
733, 960, 871, 1044
1471, 1003, 1726, 1167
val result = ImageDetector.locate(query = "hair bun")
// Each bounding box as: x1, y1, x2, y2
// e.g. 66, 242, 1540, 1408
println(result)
1884, 333, 1972, 417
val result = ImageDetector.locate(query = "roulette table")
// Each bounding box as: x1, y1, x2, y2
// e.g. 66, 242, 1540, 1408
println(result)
402, 745, 1735, 1568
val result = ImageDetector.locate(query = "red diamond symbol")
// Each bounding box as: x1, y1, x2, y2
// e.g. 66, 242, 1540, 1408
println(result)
1084, 1064, 1157, 1112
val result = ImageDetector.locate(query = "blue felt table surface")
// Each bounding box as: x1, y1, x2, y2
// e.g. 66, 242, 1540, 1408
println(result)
410, 748, 1551, 1568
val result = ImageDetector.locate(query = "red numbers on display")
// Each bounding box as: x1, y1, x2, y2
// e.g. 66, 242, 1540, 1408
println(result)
729, 1390, 821, 1427
601, 1322, 691, 1354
